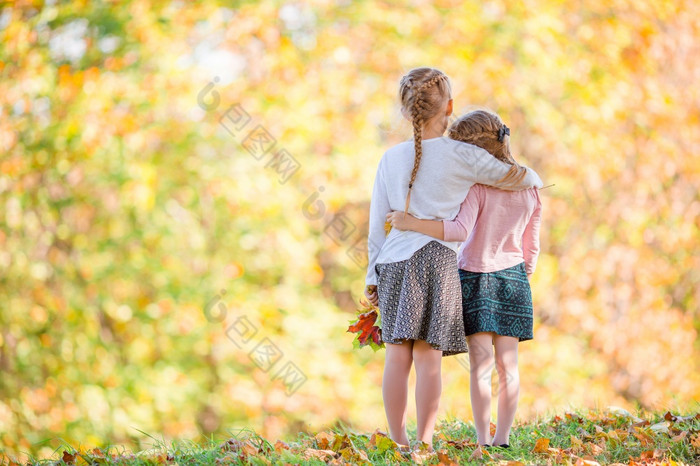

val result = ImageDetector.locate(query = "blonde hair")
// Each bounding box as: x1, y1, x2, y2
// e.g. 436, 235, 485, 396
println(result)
447, 110, 527, 187
399, 67, 451, 213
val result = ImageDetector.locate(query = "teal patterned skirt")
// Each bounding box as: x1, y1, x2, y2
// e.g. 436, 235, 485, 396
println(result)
459, 262, 534, 341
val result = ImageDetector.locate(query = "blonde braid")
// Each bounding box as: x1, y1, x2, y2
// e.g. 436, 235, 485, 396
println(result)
403, 72, 449, 214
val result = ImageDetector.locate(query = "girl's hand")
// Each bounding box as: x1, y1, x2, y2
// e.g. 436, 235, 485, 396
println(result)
365, 285, 378, 306
386, 211, 417, 231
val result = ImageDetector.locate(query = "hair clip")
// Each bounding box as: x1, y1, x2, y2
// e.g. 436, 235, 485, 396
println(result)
497, 125, 510, 142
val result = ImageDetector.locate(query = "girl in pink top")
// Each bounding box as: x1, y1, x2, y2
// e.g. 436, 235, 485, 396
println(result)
387, 110, 542, 449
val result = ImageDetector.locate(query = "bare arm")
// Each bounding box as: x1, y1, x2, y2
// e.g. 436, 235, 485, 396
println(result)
385, 211, 445, 240
387, 185, 481, 241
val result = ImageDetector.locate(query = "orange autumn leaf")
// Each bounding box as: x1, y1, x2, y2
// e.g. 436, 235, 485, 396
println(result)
274, 440, 289, 453
347, 300, 384, 351
315, 431, 335, 450
533, 437, 550, 453
61, 451, 76, 465
436, 449, 459, 466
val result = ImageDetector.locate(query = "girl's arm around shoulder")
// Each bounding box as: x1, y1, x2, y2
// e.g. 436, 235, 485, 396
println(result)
385, 212, 445, 240
450, 140, 543, 191
385, 184, 482, 242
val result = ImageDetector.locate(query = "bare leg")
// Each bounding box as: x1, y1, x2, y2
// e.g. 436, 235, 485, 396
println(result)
383, 341, 413, 446
467, 332, 495, 446
412, 339, 443, 446
492, 335, 519, 446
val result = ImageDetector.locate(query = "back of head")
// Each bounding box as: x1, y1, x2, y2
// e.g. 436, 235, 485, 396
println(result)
448, 110, 526, 187
398, 67, 452, 212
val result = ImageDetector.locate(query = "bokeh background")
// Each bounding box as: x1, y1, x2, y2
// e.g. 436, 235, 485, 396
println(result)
1, 0, 699, 461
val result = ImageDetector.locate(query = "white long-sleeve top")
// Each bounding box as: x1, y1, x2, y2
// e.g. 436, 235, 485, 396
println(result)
365, 136, 543, 286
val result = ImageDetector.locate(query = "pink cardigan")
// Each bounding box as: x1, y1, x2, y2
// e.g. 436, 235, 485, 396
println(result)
443, 184, 542, 274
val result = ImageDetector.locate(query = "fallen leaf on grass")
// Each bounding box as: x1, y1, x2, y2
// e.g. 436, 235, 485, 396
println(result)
219, 438, 244, 452
303, 448, 337, 460
410, 449, 435, 465
436, 449, 458, 466
690, 433, 700, 450
664, 411, 699, 424
240, 442, 258, 455
315, 431, 335, 450
607, 406, 643, 423
339, 446, 370, 464
633, 427, 655, 446
444, 439, 477, 450
331, 433, 353, 452
532, 437, 550, 453
639, 449, 664, 459
649, 421, 670, 434
469, 446, 489, 460
274, 440, 289, 453
62, 451, 76, 464
671, 430, 687, 442
570, 435, 584, 450
368, 429, 397, 453
574, 456, 602, 466
584, 441, 604, 455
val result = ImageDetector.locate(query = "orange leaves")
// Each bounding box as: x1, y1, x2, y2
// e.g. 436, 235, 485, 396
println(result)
55, 447, 151, 465
273, 440, 289, 453
368, 429, 398, 453
531, 409, 700, 465
436, 449, 460, 466
12, 408, 700, 464
314, 431, 335, 450
532, 437, 550, 452
61, 451, 76, 464
307, 431, 371, 465
218, 438, 259, 458
347, 299, 384, 351
633, 427, 655, 446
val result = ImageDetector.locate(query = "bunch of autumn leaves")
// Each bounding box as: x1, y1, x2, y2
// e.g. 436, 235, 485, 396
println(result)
346, 221, 393, 350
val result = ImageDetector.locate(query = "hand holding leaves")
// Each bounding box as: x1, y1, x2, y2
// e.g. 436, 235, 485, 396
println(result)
347, 299, 384, 351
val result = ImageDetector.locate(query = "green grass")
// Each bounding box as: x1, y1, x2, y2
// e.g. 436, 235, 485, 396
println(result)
3, 408, 699, 465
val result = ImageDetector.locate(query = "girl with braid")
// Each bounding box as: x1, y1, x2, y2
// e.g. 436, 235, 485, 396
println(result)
386, 110, 543, 449
364, 68, 542, 451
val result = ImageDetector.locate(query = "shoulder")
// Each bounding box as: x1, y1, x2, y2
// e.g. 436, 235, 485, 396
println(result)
435, 137, 478, 153
468, 183, 486, 196
384, 140, 414, 158
375, 141, 411, 172
530, 187, 542, 205
434, 138, 493, 163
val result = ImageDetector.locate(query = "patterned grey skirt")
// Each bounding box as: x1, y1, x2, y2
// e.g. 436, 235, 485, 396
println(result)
375, 241, 469, 356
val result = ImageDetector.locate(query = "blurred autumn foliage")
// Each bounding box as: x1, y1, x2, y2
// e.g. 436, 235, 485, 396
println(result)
1, 0, 698, 462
